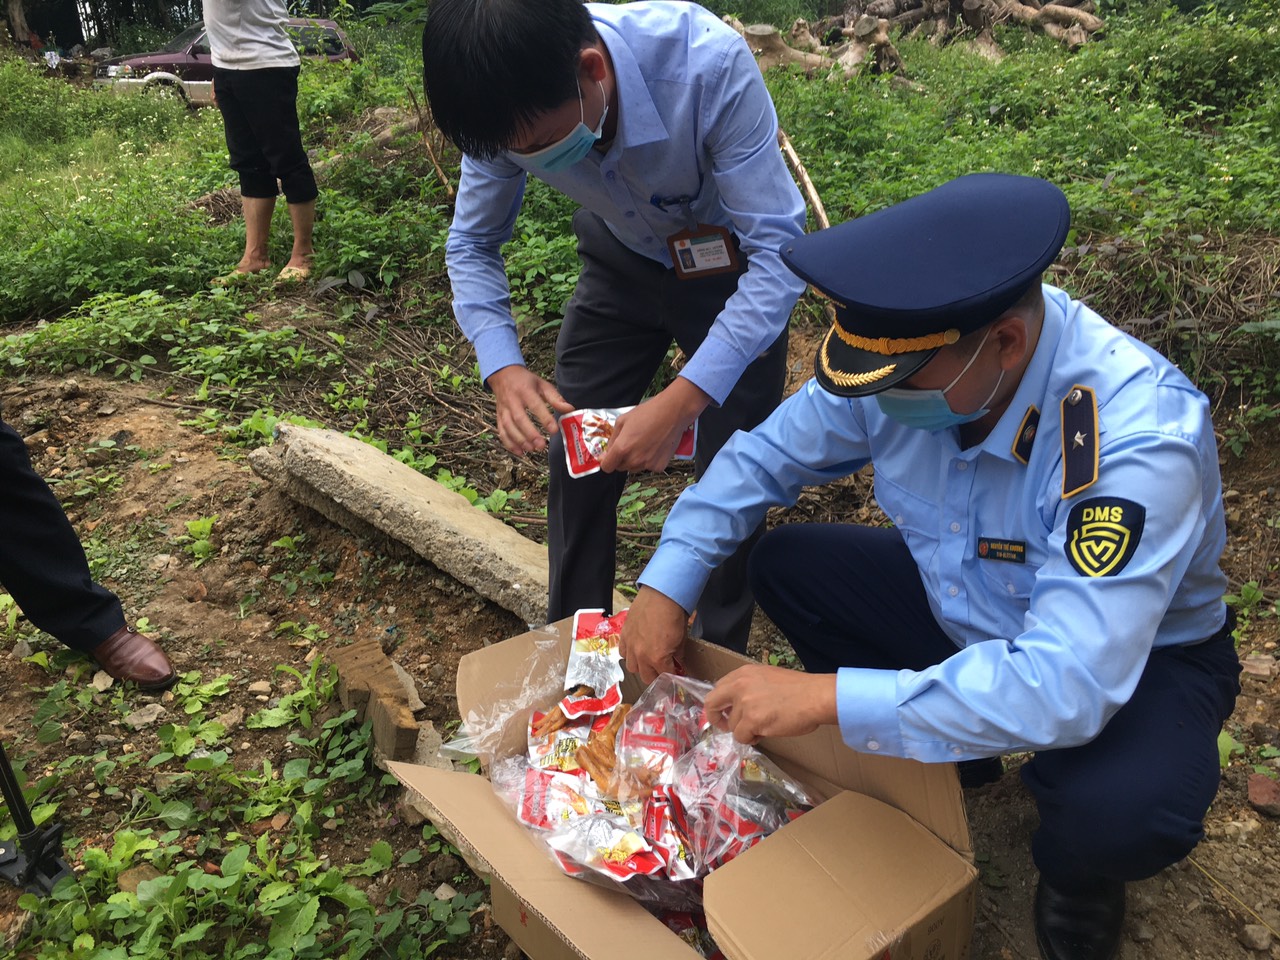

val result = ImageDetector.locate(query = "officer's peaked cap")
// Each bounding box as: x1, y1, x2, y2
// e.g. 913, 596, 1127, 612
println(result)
780, 173, 1071, 397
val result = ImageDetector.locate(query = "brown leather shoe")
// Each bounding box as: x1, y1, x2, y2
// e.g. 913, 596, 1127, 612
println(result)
91, 625, 177, 690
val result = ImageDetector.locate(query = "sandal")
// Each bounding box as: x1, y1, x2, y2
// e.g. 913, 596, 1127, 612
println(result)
275, 265, 312, 286
210, 269, 264, 288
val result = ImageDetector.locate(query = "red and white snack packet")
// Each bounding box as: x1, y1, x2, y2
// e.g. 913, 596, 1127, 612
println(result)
617, 674, 713, 786
545, 813, 667, 882
554, 609, 627, 720
643, 785, 699, 881
672, 732, 815, 873
561, 407, 697, 479
527, 710, 608, 774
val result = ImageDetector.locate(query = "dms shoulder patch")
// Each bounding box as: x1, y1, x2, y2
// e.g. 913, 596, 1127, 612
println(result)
1065, 497, 1146, 577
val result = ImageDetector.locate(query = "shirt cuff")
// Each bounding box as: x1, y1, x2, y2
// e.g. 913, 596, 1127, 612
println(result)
471, 325, 526, 384
679, 336, 749, 408
636, 545, 710, 615
836, 667, 905, 757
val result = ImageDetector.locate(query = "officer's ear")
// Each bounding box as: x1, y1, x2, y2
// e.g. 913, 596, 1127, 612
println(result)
990, 312, 1032, 372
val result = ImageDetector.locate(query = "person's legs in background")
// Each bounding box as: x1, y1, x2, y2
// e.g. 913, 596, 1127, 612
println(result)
213, 67, 280, 277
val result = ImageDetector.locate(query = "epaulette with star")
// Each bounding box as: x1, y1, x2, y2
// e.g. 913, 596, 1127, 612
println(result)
1060, 385, 1098, 499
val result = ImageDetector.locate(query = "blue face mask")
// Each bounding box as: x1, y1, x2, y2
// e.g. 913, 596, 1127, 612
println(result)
517, 78, 608, 174
876, 327, 1004, 432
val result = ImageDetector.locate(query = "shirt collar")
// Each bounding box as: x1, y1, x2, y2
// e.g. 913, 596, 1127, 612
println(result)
977, 285, 1065, 462
593, 15, 668, 149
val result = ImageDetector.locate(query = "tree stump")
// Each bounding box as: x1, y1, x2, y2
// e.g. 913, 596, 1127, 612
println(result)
744, 23, 834, 73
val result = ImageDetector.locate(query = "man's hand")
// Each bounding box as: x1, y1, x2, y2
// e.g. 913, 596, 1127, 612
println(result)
704, 665, 838, 745
619, 586, 689, 684
599, 378, 710, 474
487, 365, 574, 456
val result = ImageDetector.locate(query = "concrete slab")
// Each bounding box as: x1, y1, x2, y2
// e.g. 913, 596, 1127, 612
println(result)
249, 424, 630, 624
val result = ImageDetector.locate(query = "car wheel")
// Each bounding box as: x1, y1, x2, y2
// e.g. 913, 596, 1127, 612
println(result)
146, 82, 189, 106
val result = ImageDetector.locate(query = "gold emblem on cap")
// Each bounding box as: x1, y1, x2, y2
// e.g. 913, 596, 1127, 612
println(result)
819, 329, 896, 388
830, 321, 961, 356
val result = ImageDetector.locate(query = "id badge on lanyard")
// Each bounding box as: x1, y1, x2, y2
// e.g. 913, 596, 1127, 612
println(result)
652, 195, 740, 280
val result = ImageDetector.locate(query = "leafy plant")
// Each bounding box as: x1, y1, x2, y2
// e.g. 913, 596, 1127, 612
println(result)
177, 514, 219, 566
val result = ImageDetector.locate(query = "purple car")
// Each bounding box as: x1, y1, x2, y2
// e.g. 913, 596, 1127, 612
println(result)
93, 18, 358, 106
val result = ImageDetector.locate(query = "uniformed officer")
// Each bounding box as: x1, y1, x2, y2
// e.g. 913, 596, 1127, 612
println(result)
619, 174, 1241, 960
1, 408, 176, 690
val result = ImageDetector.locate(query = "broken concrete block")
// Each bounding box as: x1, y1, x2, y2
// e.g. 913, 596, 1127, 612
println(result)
248, 425, 629, 623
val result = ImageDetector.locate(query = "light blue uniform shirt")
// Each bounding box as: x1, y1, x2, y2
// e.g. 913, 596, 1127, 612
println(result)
639, 286, 1228, 761
444, 1, 806, 405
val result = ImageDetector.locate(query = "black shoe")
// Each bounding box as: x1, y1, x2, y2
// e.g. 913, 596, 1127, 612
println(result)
957, 756, 1003, 788
1034, 876, 1125, 960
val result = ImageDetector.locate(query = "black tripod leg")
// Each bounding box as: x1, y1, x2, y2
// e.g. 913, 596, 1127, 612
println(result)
0, 741, 72, 895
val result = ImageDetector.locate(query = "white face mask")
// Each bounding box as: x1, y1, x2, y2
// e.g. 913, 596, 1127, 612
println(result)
515, 78, 608, 174
876, 327, 1004, 432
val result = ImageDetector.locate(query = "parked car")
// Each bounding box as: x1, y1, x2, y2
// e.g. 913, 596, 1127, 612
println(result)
93, 18, 357, 106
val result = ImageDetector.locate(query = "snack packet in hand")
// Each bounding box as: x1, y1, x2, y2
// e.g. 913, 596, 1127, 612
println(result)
561, 407, 696, 478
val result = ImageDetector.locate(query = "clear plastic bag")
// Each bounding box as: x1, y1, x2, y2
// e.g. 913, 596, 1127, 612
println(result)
467, 617, 816, 919
671, 732, 816, 873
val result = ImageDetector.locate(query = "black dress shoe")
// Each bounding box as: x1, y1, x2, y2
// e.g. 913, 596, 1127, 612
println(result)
1034, 875, 1125, 960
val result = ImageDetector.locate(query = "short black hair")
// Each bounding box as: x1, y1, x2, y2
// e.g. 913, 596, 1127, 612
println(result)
422, 0, 598, 160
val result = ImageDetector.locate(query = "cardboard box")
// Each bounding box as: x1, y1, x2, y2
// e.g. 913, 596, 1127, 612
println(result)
390, 621, 978, 960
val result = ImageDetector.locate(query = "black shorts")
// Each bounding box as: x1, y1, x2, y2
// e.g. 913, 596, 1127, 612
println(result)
213, 65, 318, 204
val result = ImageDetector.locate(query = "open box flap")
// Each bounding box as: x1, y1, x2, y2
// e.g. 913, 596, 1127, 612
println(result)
703, 790, 978, 960
388, 762, 687, 959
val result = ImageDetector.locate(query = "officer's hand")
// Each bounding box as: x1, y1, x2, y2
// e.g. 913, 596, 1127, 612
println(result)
487, 365, 574, 456
600, 378, 709, 474
619, 586, 688, 684
704, 665, 838, 745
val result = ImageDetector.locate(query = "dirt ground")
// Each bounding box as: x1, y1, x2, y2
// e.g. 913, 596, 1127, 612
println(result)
2, 331, 1280, 958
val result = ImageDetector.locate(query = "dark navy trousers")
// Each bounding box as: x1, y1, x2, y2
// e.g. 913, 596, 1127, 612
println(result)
0, 409, 123, 652
546, 209, 787, 652
749, 523, 1241, 887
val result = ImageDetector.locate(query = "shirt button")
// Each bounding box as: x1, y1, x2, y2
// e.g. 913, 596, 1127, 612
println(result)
952, 746, 963, 756
956, 461, 969, 471
895, 515, 904, 525
948, 585, 959, 597
1007, 582, 1017, 594
950, 521, 961, 533
606, 170, 616, 181
866, 740, 880, 751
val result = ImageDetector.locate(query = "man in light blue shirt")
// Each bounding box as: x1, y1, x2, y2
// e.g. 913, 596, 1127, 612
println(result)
421, 0, 806, 649
620, 174, 1240, 960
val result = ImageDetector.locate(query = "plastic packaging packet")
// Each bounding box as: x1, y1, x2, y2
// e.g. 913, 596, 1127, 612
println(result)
544, 813, 667, 883
528, 709, 606, 774
438, 632, 568, 770
616, 674, 714, 787
493, 754, 644, 833
672, 732, 816, 873
561, 407, 697, 479
544, 813, 705, 911
553, 609, 627, 720
642, 785, 699, 881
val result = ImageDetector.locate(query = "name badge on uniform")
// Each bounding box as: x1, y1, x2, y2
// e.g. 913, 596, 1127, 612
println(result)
653, 194, 740, 280
977, 537, 1027, 563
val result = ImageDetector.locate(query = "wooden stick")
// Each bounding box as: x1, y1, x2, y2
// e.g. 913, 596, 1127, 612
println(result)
777, 127, 831, 230
407, 87, 456, 201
